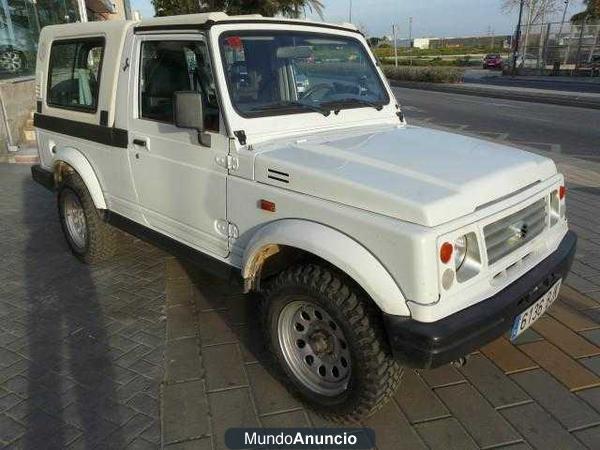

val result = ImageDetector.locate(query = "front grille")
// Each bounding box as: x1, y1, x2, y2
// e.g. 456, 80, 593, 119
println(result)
484, 198, 547, 265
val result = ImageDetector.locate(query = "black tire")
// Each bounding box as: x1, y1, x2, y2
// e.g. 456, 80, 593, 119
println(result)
57, 171, 118, 263
262, 263, 403, 423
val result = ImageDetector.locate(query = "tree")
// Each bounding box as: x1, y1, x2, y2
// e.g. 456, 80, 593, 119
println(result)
502, 0, 561, 25
151, 0, 324, 18
151, 0, 205, 16
502, 0, 560, 62
571, 0, 600, 22
367, 37, 385, 48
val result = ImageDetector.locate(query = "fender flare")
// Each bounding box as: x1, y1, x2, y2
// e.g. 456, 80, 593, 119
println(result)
241, 219, 410, 316
53, 147, 107, 209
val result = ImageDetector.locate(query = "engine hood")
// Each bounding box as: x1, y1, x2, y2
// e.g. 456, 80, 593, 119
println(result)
253, 125, 557, 227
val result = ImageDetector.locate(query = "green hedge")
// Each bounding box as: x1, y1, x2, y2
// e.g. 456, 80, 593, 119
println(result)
382, 65, 465, 83
374, 46, 506, 58
379, 57, 481, 67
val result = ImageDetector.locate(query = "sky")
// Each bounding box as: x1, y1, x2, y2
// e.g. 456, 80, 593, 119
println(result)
129, 0, 586, 39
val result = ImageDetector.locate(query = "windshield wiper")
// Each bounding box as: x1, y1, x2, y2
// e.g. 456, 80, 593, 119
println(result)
249, 101, 331, 117
323, 98, 384, 113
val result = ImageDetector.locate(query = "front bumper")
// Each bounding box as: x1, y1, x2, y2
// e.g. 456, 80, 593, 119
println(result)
384, 230, 577, 369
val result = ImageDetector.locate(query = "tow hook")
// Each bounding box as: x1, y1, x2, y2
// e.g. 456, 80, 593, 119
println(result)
451, 356, 469, 368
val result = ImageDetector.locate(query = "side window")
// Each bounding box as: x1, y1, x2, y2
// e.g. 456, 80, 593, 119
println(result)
139, 40, 219, 131
47, 38, 104, 111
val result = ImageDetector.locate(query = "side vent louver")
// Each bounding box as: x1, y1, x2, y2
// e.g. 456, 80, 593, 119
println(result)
267, 168, 290, 184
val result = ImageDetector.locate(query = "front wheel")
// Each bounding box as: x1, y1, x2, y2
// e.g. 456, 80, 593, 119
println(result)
262, 264, 403, 423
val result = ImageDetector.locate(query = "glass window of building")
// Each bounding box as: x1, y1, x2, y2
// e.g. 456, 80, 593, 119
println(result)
0, 0, 130, 79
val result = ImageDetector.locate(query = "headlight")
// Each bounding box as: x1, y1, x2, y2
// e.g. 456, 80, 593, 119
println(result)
454, 235, 467, 270
439, 232, 482, 288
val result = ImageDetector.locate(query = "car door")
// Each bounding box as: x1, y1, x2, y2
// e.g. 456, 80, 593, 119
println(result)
127, 33, 230, 258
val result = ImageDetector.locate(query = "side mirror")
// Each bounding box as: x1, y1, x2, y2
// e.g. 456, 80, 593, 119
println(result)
174, 91, 204, 132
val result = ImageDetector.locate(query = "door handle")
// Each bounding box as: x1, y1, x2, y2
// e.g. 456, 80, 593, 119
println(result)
133, 138, 147, 147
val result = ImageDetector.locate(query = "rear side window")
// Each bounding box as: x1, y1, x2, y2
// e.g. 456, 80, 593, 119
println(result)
47, 38, 104, 112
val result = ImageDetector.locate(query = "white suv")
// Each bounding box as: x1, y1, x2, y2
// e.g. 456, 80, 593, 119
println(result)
31, 13, 576, 422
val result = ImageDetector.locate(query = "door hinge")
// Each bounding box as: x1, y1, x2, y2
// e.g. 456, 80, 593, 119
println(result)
234, 130, 247, 146
215, 220, 239, 239
215, 154, 239, 171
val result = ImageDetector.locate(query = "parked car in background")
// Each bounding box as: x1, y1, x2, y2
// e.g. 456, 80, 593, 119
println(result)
580, 55, 600, 77
0, 19, 36, 74
0, 44, 29, 74
483, 53, 503, 69
517, 53, 538, 69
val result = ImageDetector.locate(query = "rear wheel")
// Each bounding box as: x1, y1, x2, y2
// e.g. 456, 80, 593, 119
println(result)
58, 171, 119, 263
262, 263, 403, 423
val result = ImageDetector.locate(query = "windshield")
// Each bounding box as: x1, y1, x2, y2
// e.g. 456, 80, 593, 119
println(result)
219, 31, 389, 117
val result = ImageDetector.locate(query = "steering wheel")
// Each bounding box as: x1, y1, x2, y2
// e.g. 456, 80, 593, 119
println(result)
300, 83, 335, 101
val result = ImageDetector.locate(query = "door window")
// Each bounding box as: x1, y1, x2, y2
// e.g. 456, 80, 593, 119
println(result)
138, 40, 218, 131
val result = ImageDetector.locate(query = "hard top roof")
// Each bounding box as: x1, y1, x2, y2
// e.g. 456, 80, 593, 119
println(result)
41, 12, 358, 37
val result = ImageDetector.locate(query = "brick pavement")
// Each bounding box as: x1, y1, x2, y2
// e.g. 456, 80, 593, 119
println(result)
0, 164, 167, 448
2, 126, 600, 449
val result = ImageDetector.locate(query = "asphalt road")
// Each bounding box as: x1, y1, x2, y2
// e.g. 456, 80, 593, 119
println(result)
393, 86, 600, 162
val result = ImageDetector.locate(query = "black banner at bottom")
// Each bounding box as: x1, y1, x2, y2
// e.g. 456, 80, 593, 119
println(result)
224, 427, 375, 449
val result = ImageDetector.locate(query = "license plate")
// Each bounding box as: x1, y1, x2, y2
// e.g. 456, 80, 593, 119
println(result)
511, 279, 562, 340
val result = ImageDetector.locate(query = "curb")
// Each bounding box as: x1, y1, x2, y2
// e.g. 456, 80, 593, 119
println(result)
0, 154, 39, 164
390, 80, 600, 110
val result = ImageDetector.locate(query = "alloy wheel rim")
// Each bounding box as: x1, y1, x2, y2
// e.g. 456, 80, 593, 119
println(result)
63, 190, 87, 250
277, 299, 351, 396
0, 51, 22, 72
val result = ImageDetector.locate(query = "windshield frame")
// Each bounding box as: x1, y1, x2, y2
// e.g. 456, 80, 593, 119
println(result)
217, 29, 391, 119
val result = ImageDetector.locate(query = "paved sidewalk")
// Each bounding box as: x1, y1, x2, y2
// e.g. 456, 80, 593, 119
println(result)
1, 131, 600, 448
0, 165, 168, 448
162, 260, 600, 450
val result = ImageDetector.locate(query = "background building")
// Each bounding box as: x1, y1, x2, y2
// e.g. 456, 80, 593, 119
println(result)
0, 0, 131, 154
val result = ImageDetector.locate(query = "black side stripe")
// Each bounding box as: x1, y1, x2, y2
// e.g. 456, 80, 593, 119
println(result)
105, 211, 241, 283
34, 113, 129, 148
100, 110, 109, 126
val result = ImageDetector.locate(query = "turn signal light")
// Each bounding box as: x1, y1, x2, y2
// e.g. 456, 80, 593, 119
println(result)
440, 242, 453, 264
559, 185, 566, 200
259, 199, 276, 212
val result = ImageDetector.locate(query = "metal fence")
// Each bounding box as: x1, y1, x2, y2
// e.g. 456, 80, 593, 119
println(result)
515, 20, 600, 74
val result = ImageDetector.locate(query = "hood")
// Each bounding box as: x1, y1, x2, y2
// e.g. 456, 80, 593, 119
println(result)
253, 125, 557, 227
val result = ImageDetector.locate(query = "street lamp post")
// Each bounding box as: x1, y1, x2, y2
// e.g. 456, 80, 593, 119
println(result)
558, 0, 570, 37
556, 0, 570, 64
408, 16, 413, 66
392, 24, 398, 67
511, 0, 525, 75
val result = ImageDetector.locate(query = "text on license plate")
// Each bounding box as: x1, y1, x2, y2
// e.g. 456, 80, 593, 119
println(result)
511, 279, 562, 340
